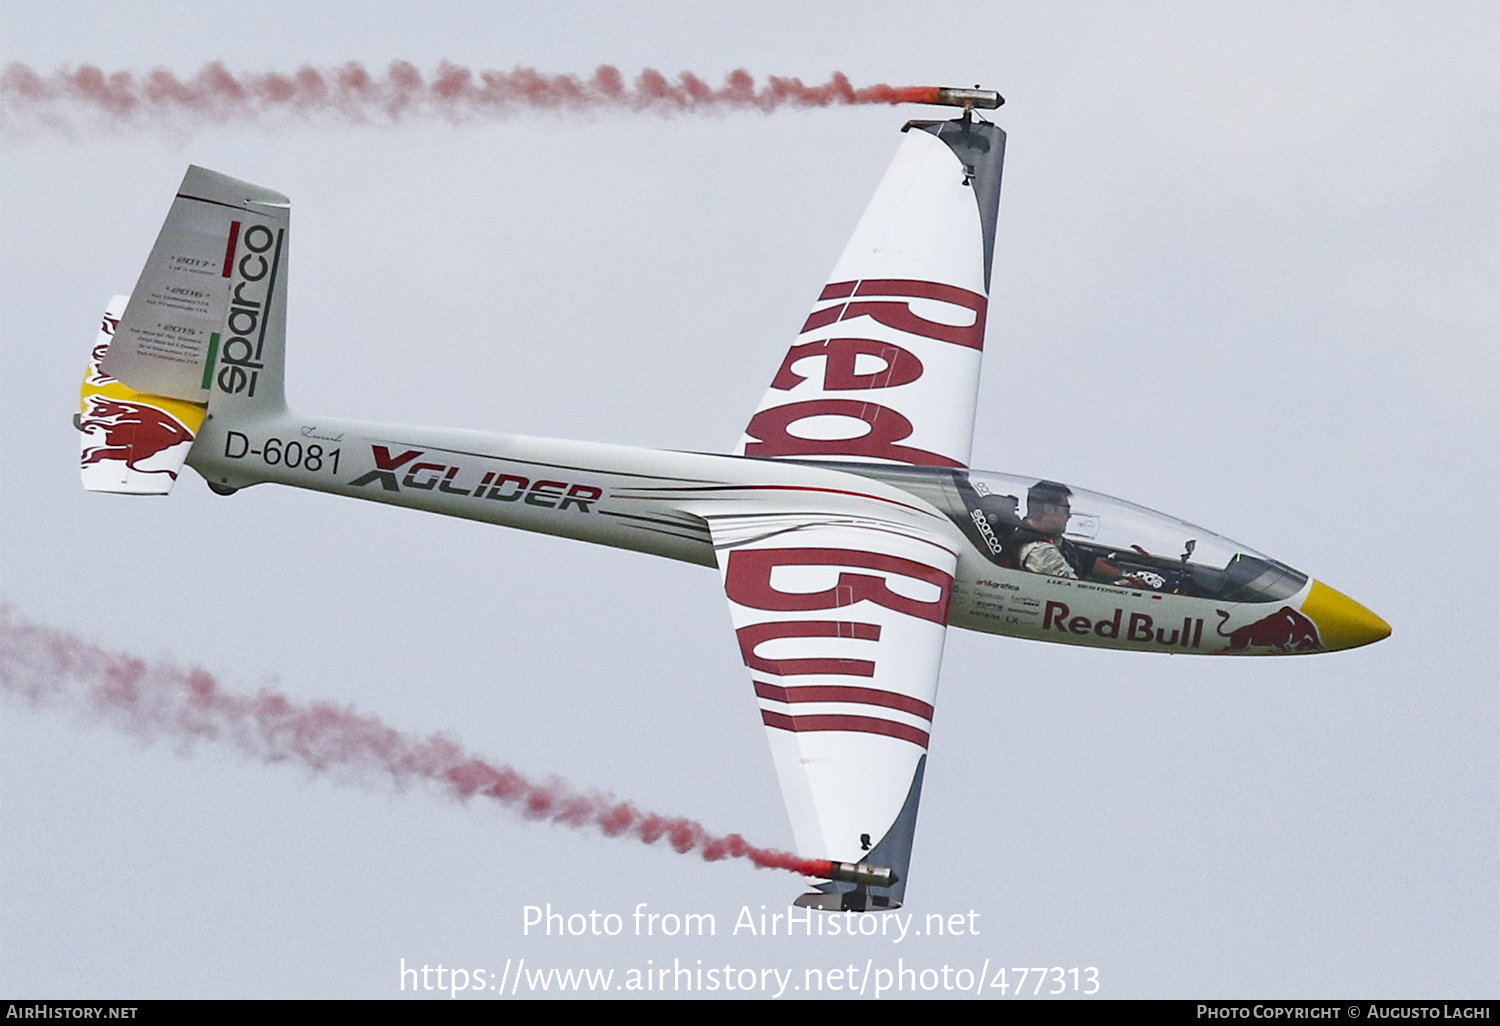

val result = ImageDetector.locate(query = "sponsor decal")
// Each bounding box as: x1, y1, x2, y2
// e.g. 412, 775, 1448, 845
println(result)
80, 312, 205, 487
1214, 606, 1322, 654
970, 507, 1004, 555
84, 342, 116, 387
743, 278, 986, 467
345, 445, 601, 512
759, 709, 929, 749
770, 337, 923, 391
214, 222, 282, 397
751, 680, 934, 720
220, 219, 241, 278
1043, 601, 1204, 649
799, 279, 987, 350
726, 547, 951, 624
79, 396, 194, 478
744, 399, 963, 466
346, 445, 421, 490
725, 546, 953, 749
975, 579, 1020, 592
736, 620, 881, 677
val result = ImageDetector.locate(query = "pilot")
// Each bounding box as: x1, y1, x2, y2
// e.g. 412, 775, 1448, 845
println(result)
1012, 481, 1127, 582
1012, 481, 1080, 577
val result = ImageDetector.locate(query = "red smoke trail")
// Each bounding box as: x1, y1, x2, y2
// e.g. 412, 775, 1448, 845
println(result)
1, 61, 942, 127
0, 609, 823, 878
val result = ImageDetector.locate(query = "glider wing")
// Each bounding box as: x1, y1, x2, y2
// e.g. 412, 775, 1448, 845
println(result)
697, 484, 960, 910
734, 118, 1006, 470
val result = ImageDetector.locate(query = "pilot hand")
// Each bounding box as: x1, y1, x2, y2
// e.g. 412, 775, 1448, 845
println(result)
1116, 572, 1166, 590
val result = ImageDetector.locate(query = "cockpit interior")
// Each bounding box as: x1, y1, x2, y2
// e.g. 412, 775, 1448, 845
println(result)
807, 463, 1309, 605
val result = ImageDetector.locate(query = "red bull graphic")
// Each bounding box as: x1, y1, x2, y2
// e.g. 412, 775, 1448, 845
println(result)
739, 279, 988, 469
1215, 606, 1322, 654
78, 396, 195, 478
1043, 601, 1205, 649
84, 343, 115, 386
79, 296, 207, 494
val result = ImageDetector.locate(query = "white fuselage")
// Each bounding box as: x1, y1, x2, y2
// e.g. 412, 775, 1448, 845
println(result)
189, 411, 1314, 657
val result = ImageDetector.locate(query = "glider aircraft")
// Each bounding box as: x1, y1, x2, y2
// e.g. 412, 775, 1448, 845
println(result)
77, 88, 1390, 910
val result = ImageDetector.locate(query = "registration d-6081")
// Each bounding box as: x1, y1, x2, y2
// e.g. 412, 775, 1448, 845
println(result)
224, 430, 341, 474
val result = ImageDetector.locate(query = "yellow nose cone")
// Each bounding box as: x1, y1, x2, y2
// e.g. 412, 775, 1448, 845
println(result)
1301, 580, 1391, 651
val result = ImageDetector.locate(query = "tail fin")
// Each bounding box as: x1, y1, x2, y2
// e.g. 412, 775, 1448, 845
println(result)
78, 296, 207, 494
103, 165, 290, 418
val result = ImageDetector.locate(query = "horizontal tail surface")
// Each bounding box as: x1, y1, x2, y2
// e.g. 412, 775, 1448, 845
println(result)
79, 296, 206, 494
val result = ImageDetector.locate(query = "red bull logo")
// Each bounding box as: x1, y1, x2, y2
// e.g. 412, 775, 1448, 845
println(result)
1215, 606, 1322, 654
84, 341, 119, 388
1044, 601, 1205, 649
79, 396, 194, 477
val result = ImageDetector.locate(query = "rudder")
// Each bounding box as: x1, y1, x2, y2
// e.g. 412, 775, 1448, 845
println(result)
103, 165, 291, 419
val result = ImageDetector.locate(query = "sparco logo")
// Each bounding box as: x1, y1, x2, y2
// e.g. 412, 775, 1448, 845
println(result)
970, 507, 1004, 555
214, 221, 282, 397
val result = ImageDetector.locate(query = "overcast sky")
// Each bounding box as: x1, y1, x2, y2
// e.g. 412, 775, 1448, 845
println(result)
2, 0, 1496, 1000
